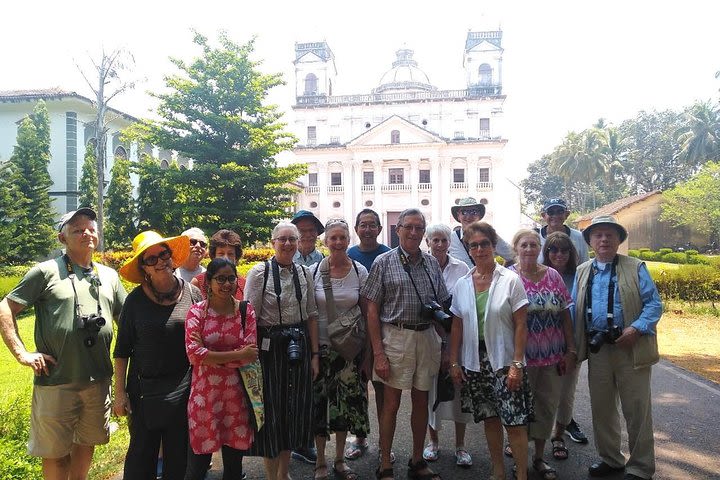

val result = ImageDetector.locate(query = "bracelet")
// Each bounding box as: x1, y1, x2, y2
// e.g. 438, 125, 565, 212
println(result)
510, 360, 524, 369
568, 350, 578, 355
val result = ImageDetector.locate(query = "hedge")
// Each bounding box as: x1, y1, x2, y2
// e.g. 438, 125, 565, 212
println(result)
629, 249, 713, 266
652, 264, 720, 303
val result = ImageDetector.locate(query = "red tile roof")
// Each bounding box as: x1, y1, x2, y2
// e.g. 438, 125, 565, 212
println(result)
575, 191, 661, 222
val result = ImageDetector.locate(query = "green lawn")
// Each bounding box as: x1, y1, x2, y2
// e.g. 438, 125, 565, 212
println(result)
0, 314, 129, 480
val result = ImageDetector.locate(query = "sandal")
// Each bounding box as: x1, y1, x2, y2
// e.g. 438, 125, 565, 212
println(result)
345, 439, 368, 460
407, 458, 442, 480
422, 442, 439, 461
551, 436, 568, 461
504, 443, 513, 458
314, 464, 329, 480
375, 467, 394, 480
333, 459, 358, 480
532, 458, 557, 480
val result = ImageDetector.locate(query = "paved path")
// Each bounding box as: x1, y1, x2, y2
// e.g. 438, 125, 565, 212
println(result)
114, 360, 720, 479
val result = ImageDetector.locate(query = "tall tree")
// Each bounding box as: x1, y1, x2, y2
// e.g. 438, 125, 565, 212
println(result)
0, 162, 23, 263
78, 146, 98, 210
7, 101, 55, 262
676, 100, 720, 167
77, 48, 137, 251
105, 154, 136, 249
661, 161, 720, 242
131, 31, 303, 242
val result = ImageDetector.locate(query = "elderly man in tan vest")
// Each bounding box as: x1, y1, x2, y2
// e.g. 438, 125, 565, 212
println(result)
573, 216, 662, 480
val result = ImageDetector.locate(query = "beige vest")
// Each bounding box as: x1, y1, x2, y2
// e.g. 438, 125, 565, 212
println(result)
574, 254, 660, 369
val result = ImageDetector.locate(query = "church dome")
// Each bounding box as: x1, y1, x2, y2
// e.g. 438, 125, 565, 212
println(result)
375, 48, 436, 94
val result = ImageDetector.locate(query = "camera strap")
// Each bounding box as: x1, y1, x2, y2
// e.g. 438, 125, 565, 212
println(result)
269, 257, 304, 326
584, 255, 618, 330
397, 249, 440, 306
63, 254, 103, 320
455, 228, 475, 266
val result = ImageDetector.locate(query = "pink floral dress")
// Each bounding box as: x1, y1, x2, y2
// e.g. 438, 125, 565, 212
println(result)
185, 301, 257, 454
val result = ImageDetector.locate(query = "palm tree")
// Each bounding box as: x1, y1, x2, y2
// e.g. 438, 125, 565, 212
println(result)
676, 100, 720, 167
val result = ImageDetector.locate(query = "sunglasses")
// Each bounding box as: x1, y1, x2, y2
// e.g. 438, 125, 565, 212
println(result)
468, 239, 493, 250
190, 239, 207, 248
142, 249, 172, 266
548, 246, 570, 254
460, 208, 480, 216
545, 208, 567, 216
213, 275, 238, 284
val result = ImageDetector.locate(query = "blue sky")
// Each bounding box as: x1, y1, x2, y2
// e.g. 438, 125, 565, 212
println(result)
2, 0, 718, 176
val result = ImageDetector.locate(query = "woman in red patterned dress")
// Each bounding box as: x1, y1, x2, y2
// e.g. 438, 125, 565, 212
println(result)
185, 257, 259, 480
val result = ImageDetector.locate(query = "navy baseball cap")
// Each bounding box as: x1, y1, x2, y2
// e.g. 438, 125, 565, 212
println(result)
542, 198, 568, 212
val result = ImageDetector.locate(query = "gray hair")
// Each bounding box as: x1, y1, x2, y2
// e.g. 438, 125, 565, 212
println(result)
511, 228, 542, 259
397, 208, 426, 227
324, 218, 350, 236
425, 224, 451, 242
272, 221, 299, 240
181, 227, 207, 241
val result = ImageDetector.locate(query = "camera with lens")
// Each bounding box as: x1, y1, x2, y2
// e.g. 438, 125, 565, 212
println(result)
77, 314, 106, 348
283, 327, 304, 363
76, 313, 106, 332
421, 301, 452, 332
587, 324, 623, 354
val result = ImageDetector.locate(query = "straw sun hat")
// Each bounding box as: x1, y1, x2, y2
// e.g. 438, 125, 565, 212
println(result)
119, 231, 191, 284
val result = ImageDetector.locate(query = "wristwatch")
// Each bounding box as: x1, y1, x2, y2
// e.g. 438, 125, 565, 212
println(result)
510, 360, 525, 369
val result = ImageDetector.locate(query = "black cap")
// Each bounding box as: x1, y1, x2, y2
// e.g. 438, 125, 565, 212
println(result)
57, 207, 97, 232
542, 198, 568, 212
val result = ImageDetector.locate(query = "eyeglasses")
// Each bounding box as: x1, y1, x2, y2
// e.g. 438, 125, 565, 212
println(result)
190, 239, 207, 248
142, 249, 172, 266
399, 224, 426, 233
274, 236, 298, 244
468, 240, 493, 250
460, 208, 480, 216
545, 208, 567, 216
213, 275, 238, 284
548, 246, 570, 254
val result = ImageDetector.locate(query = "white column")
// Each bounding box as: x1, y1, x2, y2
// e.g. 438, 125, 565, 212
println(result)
342, 159, 353, 221
373, 159, 383, 215
431, 156, 441, 223
318, 162, 329, 221
439, 156, 452, 225
467, 156, 478, 197
409, 157, 419, 207
349, 159, 362, 226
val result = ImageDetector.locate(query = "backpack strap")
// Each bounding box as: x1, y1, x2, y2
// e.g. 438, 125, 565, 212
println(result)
239, 300, 249, 330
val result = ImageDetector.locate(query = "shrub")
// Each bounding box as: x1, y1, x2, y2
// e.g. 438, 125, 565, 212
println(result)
658, 248, 673, 255
653, 264, 720, 303
0, 392, 41, 480
661, 252, 687, 264
0, 265, 32, 277
685, 249, 699, 256
638, 247, 651, 252
628, 249, 640, 258
242, 248, 275, 263
94, 250, 134, 271
640, 251, 663, 261
0, 276, 23, 300
688, 254, 712, 265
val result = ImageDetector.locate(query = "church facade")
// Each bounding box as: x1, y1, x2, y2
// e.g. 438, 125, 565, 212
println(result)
287, 31, 519, 246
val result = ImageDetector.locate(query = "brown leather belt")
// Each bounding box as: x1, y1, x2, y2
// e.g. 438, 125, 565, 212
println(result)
387, 322, 432, 331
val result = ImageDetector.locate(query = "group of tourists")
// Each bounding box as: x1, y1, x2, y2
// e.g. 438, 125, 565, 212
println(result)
0, 195, 661, 480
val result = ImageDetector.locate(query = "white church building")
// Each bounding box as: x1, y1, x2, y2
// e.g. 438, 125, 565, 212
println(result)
287, 30, 520, 246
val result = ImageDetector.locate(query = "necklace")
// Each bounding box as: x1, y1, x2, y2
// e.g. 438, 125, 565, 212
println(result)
475, 264, 495, 280
516, 264, 541, 279
149, 276, 181, 303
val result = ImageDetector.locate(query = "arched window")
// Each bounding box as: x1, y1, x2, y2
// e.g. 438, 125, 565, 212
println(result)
304, 73, 318, 95
479, 64, 493, 86
114, 146, 127, 159
160, 160, 169, 169
391, 130, 400, 144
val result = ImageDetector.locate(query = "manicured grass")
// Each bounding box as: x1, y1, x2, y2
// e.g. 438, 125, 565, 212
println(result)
0, 315, 129, 480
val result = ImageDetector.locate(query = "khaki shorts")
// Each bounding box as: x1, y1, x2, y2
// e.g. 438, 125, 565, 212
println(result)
373, 323, 441, 391
28, 378, 111, 458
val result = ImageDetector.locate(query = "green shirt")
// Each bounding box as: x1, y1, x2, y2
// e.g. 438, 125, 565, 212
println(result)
8, 257, 127, 386
475, 290, 489, 340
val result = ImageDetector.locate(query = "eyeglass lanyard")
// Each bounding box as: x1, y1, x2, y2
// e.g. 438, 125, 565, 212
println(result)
63, 255, 103, 321
585, 255, 618, 331
455, 228, 475, 266
270, 257, 304, 326
397, 249, 441, 306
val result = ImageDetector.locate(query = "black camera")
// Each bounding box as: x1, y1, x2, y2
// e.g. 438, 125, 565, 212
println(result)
587, 325, 623, 354
77, 314, 106, 348
421, 301, 452, 332
283, 327, 304, 363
